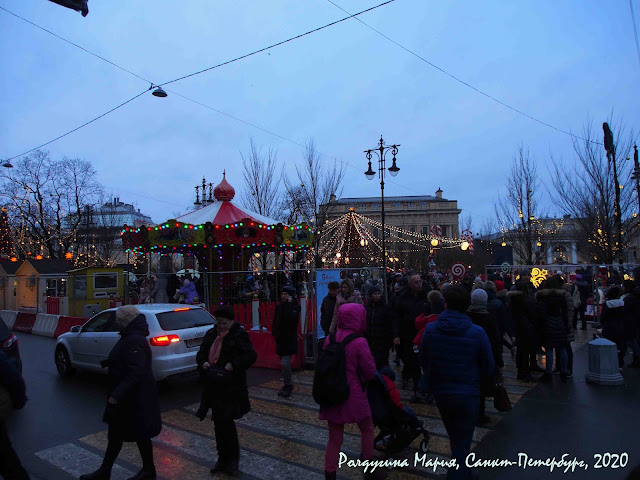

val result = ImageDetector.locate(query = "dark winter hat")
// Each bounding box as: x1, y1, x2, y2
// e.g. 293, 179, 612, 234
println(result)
368, 286, 382, 295
282, 286, 296, 296
398, 277, 409, 287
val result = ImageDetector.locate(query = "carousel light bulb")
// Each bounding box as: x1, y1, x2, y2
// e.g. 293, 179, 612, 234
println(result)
431, 239, 439, 247
360, 239, 365, 246
461, 241, 469, 251
502, 242, 507, 247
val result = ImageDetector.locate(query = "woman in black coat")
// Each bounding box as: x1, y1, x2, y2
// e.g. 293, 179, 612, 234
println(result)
272, 286, 300, 398
508, 282, 541, 382
196, 305, 257, 475
364, 286, 398, 369
80, 306, 162, 480
535, 276, 569, 382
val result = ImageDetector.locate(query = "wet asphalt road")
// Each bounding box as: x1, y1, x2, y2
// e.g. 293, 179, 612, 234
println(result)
6, 332, 280, 480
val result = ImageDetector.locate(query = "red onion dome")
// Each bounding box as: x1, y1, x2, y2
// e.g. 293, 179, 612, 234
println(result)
213, 171, 235, 201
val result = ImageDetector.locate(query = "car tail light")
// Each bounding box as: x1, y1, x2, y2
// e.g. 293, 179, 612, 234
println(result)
149, 334, 180, 346
2, 334, 17, 349
173, 307, 190, 312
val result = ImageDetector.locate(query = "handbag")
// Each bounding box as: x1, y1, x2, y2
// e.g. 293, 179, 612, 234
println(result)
0, 385, 13, 422
206, 366, 234, 385
494, 383, 512, 412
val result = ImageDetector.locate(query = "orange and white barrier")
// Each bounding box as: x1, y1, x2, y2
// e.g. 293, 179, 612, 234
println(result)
32, 313, 61, 337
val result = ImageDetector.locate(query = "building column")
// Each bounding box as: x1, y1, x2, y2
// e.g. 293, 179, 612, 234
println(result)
571, 242, 578, 264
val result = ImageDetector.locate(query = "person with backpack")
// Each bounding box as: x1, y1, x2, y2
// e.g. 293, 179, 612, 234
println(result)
364, 286, 398, 369
272, 286, 300, 398
316, 303, 376, 480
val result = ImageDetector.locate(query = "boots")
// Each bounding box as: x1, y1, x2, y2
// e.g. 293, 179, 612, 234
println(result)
325, 471, 337, 480
127, 467, 157, 480
281, 384, 293, 398
80, 465, 112, 480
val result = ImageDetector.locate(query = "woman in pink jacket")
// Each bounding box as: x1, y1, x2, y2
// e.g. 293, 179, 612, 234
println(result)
319, 303, 377, 479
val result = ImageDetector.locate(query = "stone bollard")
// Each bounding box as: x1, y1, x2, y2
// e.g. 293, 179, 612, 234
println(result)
585, 338, 624, 386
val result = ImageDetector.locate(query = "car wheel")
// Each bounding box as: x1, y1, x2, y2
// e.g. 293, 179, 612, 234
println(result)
55, 346, 74, 377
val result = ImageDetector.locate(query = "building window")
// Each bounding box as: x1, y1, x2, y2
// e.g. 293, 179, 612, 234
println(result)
372, 203, 380, 210
420, 202, 427, 209
409, 225, 416, 232
373, 228, 379, 238
360, 203, 367, 210
422, 226, 430, 234
392, 202, 401, 209
442, 225, 448, 237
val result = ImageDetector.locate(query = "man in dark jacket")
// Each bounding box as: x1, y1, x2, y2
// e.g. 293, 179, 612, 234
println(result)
574, 273, 591, 330
365, 286, 399, 369
320, 282, 340, 339
467, 289, 501, 426
272, 286, 300, 398
0, 349, 29, 480
394, 275, 429, 397
420, 286, 494, 480
80, 305, 161, 480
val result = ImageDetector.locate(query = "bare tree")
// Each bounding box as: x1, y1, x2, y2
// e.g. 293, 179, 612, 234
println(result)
549, 119, 637, 264
240, 138, 281, 219
0, 150, 103, 259
495, 146, 558, 265
282, 139, 346, 265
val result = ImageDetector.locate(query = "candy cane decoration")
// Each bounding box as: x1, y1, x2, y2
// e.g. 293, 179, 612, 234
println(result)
461, 229, 474, 254
430, 224, 442, 238
284, 252, 292, 279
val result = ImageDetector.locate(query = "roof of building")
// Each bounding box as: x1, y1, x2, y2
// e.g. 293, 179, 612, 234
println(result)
0, 261, 21, 274
22, 259, 75, 275
329, 195, 451, 203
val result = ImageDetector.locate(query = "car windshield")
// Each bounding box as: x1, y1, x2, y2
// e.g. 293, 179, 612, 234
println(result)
156, 308, 215, 331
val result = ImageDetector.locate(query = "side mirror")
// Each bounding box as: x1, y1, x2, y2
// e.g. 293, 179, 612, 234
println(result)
70, 325, 82, 333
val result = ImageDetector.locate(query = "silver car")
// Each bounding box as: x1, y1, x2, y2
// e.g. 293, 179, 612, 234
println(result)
54, 304, 215, 381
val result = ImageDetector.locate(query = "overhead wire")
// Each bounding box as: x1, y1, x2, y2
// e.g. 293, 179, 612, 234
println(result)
325, 0, 602, 146
1, 1, 492, 220
630, 0, 640, 70
156, 0, 397, 87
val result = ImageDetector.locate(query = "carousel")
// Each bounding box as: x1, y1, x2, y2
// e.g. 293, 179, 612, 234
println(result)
121, 172, 314, 304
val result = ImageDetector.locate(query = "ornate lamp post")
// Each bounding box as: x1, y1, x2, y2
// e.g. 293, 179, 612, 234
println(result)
364, 136, 400, 302
603, 122, 624, 271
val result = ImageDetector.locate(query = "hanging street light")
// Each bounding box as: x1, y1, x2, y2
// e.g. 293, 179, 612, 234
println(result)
152, 86, 168, 98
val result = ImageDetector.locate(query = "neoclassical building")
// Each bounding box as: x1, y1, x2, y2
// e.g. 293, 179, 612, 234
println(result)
321, 188, 461, 238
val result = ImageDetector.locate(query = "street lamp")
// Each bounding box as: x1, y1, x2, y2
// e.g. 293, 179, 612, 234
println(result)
631, 145, 640, 231
603, 122, 624, 270
364, 136, 400, 302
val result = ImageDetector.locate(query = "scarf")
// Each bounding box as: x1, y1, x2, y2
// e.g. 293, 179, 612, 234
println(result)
208, 329, 229, 366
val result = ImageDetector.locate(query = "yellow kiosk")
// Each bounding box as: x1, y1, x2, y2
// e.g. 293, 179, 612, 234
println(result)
68, 267, 124, 317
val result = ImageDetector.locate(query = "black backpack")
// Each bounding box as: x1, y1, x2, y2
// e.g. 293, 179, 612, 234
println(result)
313, 332, 360, 407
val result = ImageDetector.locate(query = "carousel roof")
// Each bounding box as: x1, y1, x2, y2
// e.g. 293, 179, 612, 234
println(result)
174, 172, 279, 226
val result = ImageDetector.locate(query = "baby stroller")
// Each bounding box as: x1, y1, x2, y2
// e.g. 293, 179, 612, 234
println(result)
367, 372, 430, 459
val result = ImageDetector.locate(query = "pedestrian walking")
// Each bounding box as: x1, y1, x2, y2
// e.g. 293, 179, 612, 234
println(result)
319, 281, 340, 349
364, 285, 398, 369
329, 278, 363, 333
319, 304, 377, 480
272, 286, 300, 398
195, 305, 257, 475
80, 306, 162, 480
535, 277, 570, 383
0, 349, 29, 480
466, 289, 501, 426
419, 285, 495, 480
509, 280, 541, 382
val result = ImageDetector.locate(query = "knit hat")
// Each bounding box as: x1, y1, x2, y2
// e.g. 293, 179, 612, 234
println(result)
575, 273, 582, 281
115, 305, 141, 331
368, 286, 381, 295
282, 286, 296, 296
470, 289, 488, 304
495, 280, 505, 292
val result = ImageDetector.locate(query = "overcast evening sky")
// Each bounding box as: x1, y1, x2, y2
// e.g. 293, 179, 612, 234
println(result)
1, 1, 639, 233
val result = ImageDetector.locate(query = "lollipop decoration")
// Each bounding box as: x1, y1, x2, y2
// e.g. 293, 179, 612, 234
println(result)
451, 263, 467, 280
